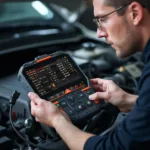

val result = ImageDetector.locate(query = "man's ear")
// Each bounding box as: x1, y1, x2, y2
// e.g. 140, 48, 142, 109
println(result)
128, 2, 144, 26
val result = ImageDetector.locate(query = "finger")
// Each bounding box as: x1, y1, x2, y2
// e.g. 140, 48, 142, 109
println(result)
30, 101, 37, 116
92, 85, 103, 91
90, 78, 100, 84
28, 92, 42, 105
90, 78, 105, 86
30, 100, 36, 107
89, 92, 108, 100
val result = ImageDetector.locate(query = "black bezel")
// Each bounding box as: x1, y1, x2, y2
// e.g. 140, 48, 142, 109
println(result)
23, 53, 87, 100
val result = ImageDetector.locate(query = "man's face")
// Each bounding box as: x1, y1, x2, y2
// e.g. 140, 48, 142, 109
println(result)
93, 0, 141, 58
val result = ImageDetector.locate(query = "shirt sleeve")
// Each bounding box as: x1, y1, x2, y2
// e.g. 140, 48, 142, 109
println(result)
84, 61, 150, 150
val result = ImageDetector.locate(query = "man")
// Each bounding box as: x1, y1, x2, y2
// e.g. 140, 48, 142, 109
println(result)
28, 0, 150, 149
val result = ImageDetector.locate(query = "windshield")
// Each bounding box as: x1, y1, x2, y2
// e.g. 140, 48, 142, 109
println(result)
0, 1, 64, 25
0, 1, 83, 54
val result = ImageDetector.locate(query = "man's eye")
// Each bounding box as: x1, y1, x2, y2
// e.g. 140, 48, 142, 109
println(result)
99, 17, 106, 22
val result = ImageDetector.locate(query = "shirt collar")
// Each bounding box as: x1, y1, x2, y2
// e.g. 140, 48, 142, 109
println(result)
142, 39, 150, 64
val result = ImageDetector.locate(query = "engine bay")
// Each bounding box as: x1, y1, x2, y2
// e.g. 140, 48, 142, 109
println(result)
0, 38, 144, 150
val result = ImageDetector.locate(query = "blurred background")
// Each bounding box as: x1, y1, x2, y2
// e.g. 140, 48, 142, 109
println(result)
50, 0, 83, 11
49, 0, 96, 31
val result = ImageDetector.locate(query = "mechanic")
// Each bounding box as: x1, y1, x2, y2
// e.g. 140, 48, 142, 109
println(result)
28, 0, 150, 149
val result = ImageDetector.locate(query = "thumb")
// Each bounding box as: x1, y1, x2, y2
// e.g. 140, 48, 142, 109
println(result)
89, 92, 108, 100
28, 92, 41, 104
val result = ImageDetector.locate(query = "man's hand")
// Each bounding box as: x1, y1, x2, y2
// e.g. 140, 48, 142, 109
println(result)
28, 92, 94, 150
89, 78, 138, 112
28, 92, 71, 127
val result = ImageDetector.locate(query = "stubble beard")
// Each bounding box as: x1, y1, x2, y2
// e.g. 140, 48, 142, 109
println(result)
115, 19, 141, 58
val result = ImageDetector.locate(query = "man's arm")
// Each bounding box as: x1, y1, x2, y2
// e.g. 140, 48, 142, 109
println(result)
54, 115, 94, 150
29, 92, 94, 150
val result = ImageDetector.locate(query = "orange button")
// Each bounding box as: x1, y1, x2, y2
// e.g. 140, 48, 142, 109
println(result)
54, 101, 59, 105
94, 100, 100, 104
65, 89, 72, 94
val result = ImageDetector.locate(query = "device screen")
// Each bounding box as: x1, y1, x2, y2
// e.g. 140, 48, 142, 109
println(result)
23, 54, 87, 101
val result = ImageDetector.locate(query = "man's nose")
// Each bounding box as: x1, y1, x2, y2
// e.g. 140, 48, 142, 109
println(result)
96, 28, 107, 38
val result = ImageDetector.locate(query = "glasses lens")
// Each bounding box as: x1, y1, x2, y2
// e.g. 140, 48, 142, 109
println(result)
93, 19, 100, 29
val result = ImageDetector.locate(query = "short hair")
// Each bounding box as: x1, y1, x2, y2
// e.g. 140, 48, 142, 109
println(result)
85, 0, 150, 15
105, 0, 150, 15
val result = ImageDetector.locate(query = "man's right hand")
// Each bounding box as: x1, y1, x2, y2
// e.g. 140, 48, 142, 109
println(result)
89, 78, 138, 112
28, 92, 71, 127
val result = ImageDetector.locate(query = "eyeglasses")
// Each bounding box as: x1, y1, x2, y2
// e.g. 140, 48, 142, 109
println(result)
93, 3, 131, 30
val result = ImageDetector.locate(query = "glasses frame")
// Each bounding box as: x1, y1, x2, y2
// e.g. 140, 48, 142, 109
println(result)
93, 3, 131, 30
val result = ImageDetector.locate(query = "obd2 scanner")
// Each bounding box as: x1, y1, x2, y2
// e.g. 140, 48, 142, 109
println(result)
18, 51, 105, 134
